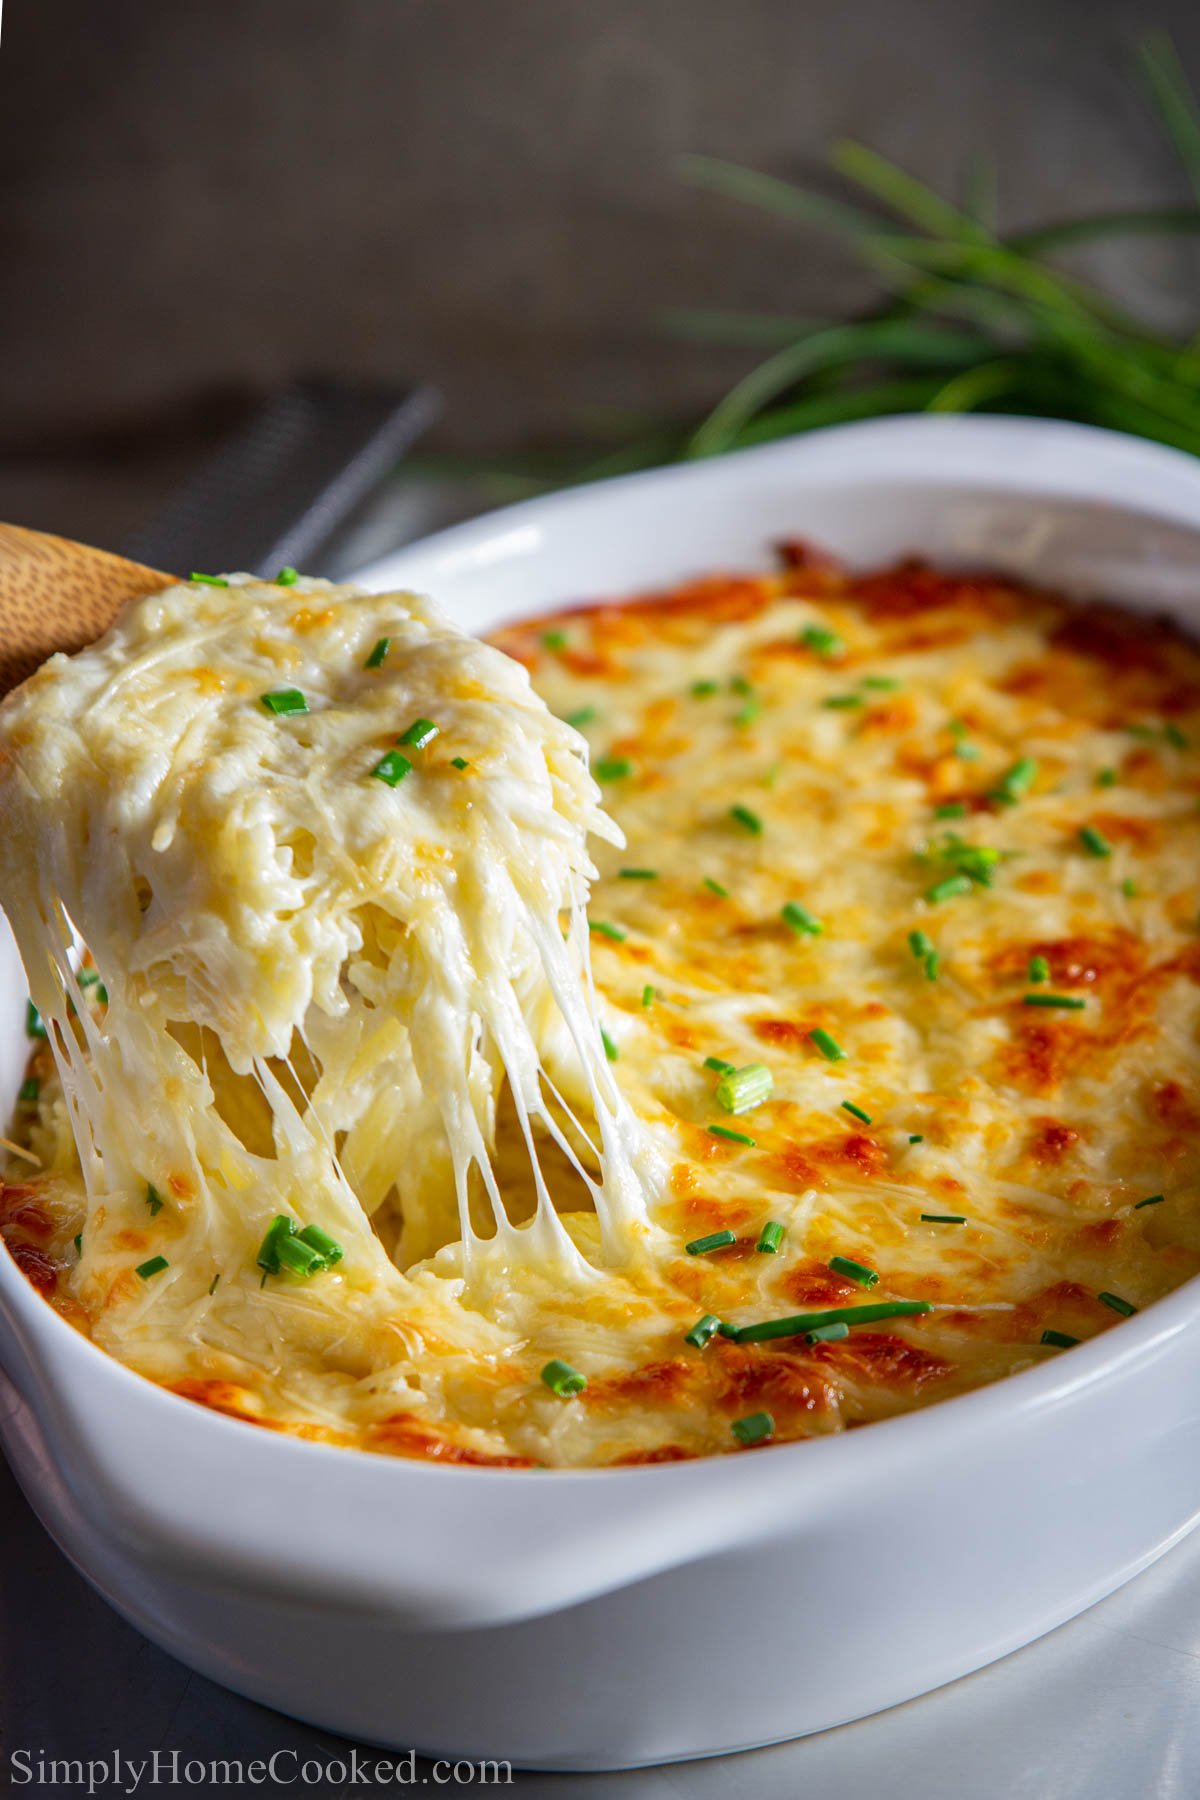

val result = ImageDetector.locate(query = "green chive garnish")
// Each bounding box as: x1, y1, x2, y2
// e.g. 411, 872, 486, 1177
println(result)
691, 679, 720, 698
1023, 993, 1086, 1009
541, 630, 568, 651
261, 688, 308, 716
729, 675, 753, 696
805, 1321, 850, 1344
135, 1256, 168, 1280
841, 1100, 872, 1125
275, 1234, 327, 1277
1135, 1193, 1165, 1208
1097, 767, 1117, 788
706, 1124, 756, 1147
642, 984, 656, 1007
1165, 723, 1190, 749
1028, 954, 1050, 984
601, 1028, 619, 1062
921, 1213, 966, 1224
686, 1229, 737, 1255
256, 1214, 296, 1275
715, 1063, 773, 1115
17, 1078, 39, 1104
364, 636, 390, 668
398, 718, 439, 749
908, 929, 934, 960
1041, 1329, 1079, 1348
934, 802, 968, 819
734, 698, 762, 728
96, 984, 108, 1005
370, 750, 413, 786
861, 675, 900, 691
146, 1184, 163, 1217
735, 1300, 932, 1343
925, 873, 973, 904
828, 1254, 879, 1288
923, 950, 940, 980
954, 741, 981, 762
801, 625, 843, 657
619, 867, 658, 880
541, 1358, 586, 1396
78, 969, 101, 988
908, 1133, 924, 1143
703, 877, 730, 898
685, 1314, 722, 1349
1079, 825, 1112, 858
25, 1000, 46, 1040
730, 804, 763, 835
992, 757, 1038, 804
704, 1056, 735, 1074
565, 706, 597, 728
589, 920, 627, 942
208, 1271, 221, 1295
731, 1411, 774, 1445
189, 572, 228, 588
73, 1234, 82, 1256
1121, 877, 1138, 898
1098, 1290, 1137, 1317
808, 1027, 846, 1063
275, 566, 299, 586
296, 1223, 343, 1266
595, 757, 634, 781
756, 1220, 785, 1255
822, 694, 863, 710
451, 756, 469, 770
782, 901, 824, 937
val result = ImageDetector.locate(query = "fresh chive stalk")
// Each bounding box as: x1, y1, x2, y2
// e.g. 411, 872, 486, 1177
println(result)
370, 750, 413, 786
260, 689, 307, 716
736, 1299, 932, 1343
808, 1026, 846, 1062
541, 1358, 586, 1396
685, 1313, 723, 1349
686, 1229, 738, 1255
782, 901, 824, 936
707, 1124, 756, 1146
715, 1063, 774, 1114
756, 1220, 785, 1254
731, 1410, 775, 1445
828, 1254, 879, 1287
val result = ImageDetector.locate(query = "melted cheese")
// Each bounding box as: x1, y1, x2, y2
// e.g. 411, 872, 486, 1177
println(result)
3, 553, 1200, 1467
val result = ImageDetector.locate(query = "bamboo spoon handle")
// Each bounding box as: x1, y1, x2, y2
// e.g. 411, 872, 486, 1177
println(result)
0, 524, 172, 698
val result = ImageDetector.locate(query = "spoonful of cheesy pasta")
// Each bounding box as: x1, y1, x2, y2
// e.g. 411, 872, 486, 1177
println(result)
0, 571, 659, 1422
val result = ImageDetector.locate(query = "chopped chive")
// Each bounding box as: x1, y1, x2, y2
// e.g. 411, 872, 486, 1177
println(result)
135, 1256, 168, 1280
731, 1410, 774, 1445
730, 803, 763, 835
908, 929, 934, 960
730, 675, 754, 696
1121, 877, 1138, 898
565, 706, 597, 728
992, 757, 1038, 804
275, 1233, 328, 1277
25, 1000, 46, 1040
934, 801, 968, 819
296, 1223, 343, 1266
364, 636, 390, 668
370, 750, 413, 786
1165, 723, 1190, 750
1098, 1290, 1137, 1317
861, 675, 900, 691
756, 1220, 785, 1255
73, 1234, 82, 1256
260, 688, 308, 716
1041, 1328, 1079, 1348
908, 1133, 924, 1143
189, 571, 228, 588
595, 756, 634, 782
841, 1100, 872, 1125
736, 1299, 932, 1343
707, 1124, 756, 1147
921, 1212, 966, 1224
96, 984, 108, 1005
923, 950, 940, 981
1028, 954, 1051, 984
208, 1271, 221, 1295
601, 1028, 619, 1062
685, 1229, 737, 1256
1097, 767, 1117, 788
734, 698, 762, 728
541, 630, 568, 651
275, 566, 299, 586
1126, 722, 1157, 740
954, 741, 981, 762
717, 1321, 740, 1339
1135, 1193, 1165, 1208
828, 1254, 879, 1288
451, 756, 470, 770
691, 679, 720, 698
146, 1183, 164, 1217
715, 1063, 773, 1115
782, 901, 824, 937
703, 877, 730, 898
589, 920, 627, 942
805, 1320, 850, 1344
1023, 993, 1086, 1009
17, 1077, 39, 1103
801, 625, 843, 657
1079, 825, 1112, 858
78, 969, 101, 988
822, 694, 863, 710
541, 1358, 586, 1396
685, 1313, 723, 1349
925, 873, 973, 904
641, 984, 656, 1007
619, 867, 659, 880
704, 1056, 736, 1074
398, 717, 439, 749
256, 1214, 296, 1275
807, 1027, 845, 1063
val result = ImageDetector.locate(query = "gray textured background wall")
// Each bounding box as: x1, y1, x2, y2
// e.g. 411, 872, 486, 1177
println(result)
2, 0, 1200, 548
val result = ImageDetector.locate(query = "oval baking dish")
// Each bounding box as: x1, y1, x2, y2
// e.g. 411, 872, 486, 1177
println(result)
3, 415, 1200, 1770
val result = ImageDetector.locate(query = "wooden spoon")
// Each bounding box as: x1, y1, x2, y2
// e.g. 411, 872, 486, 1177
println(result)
0, 524, 171, 698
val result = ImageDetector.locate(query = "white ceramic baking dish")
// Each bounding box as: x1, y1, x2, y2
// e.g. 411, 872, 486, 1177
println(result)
3, 415, 1200, 1772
